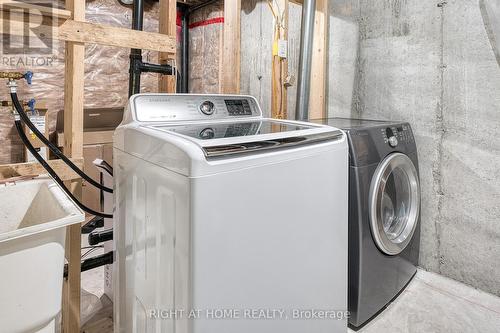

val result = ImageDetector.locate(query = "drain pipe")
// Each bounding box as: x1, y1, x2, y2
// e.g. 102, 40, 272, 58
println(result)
295, 0, 316, 120
128, 0, 181, 95
179, 0, 219, 94
181, 5, 189, 93
128, 0, 144, 96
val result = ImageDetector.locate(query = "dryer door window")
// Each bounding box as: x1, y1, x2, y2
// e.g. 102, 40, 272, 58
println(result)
369, 153, 420, 255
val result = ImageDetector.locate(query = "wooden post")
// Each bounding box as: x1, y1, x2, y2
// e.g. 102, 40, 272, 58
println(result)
159, 0, 177, 93
271, 0, 289, 119
63, 0, 85, 331
308, 0, 327, 119
221, 0, 241, 93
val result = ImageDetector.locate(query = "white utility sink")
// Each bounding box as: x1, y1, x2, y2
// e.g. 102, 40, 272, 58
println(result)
0, 177, 84, 333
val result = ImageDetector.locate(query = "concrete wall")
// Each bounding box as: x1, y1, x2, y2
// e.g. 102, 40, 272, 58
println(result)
328, 0, 500, 296
241, 0, 500, 296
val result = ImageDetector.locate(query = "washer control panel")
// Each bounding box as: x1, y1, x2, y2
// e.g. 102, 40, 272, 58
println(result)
199, 101, 215, 115
133, 94, 261, 122
381, 124, 413, 147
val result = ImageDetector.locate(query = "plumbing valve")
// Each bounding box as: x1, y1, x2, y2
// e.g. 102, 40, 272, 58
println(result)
27, 98, 36, 114
24, 71, 33, 85
0, 71, 32, 84
1, 71, 33, 93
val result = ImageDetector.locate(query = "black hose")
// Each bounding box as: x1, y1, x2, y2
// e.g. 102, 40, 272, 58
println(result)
11, 92, 113, 193
15, 120, 113, 219
88, 228, 113, 246
64, 251, 114, 278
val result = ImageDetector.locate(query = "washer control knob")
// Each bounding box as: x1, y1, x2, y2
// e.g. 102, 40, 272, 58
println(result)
388, 136, 398, 148
200, 101, 215, 115
199, 128, 215, 140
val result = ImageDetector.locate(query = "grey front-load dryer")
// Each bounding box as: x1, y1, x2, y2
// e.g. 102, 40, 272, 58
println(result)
313, 118, 421, 328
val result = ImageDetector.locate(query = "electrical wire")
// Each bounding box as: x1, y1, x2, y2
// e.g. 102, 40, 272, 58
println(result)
81, 245, 104, 250
10, 92, 113, 193
267, 0, 288, 120
14, 120, 113, 219
81, 246, 104, 259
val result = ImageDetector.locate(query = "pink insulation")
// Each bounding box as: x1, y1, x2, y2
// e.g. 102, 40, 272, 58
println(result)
0, 0, 180, 164
188, 0, 223, 93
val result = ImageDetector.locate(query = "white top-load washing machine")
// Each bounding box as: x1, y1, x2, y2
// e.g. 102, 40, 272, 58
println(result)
113, 94, 348, 333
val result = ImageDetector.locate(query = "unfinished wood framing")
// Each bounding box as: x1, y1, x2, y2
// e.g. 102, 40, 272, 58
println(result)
59, 20, 176, 53
274, 0, 328, 119
221, 0, 241, 94
62, 1, 85, 331
308, 0, 327, 119
0, 0, 177, 331
159, 0, 178, 93
0, 7, 176, 54
271, 0, 289, 119
0, 159, 83, 181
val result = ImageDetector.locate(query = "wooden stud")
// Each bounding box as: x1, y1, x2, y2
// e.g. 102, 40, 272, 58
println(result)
0, 14, 177, 54
0, 159, 83, 181
159, 0, 177, 93
308, 0, 327, 119
271, 0, 289, 119
59, 20, 177, 54
221, 0, 241, 94
62, 0, 84, 332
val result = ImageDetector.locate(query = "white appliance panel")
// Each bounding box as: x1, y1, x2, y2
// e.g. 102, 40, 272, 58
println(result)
114, 93, 349, 333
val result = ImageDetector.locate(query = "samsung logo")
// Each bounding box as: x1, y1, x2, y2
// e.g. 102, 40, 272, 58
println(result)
144, 98, 171, 103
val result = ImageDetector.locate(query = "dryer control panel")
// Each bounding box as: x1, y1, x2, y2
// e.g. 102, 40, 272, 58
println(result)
381, 124, 414, 148
132, 94, 262, 123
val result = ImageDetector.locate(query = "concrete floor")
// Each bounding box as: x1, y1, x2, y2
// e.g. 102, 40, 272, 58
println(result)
351, 270, 500, 333
81, 268, 500, 333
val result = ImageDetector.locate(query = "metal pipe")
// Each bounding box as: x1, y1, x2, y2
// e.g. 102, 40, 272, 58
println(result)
179, 0, 220, 94
295, 0, 316, 120
132, 0, 144, 30
139, 62, 175, 74
129, 0, 217, 96
129, 0, 144, 96
181, 6, 189, 93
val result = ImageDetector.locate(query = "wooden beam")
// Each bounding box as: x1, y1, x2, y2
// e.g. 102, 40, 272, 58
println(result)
62, 0, 84, 331
221, 0, 241, 94
158, 0, 177, 93
308, 0, 327, 119
59, 20, 176, 54
271, 0, 289, 119
0, 159, 83, 181
0, 14, 177, 54
0, 0, 72, 19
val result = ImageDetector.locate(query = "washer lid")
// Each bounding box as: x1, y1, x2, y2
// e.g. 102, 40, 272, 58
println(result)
146, 119, 343, 158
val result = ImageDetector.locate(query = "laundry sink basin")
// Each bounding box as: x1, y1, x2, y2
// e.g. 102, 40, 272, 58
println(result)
0, 177, 84, 333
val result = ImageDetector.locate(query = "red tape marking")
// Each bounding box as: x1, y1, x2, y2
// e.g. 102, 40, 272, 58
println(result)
189, 17, 225, 29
